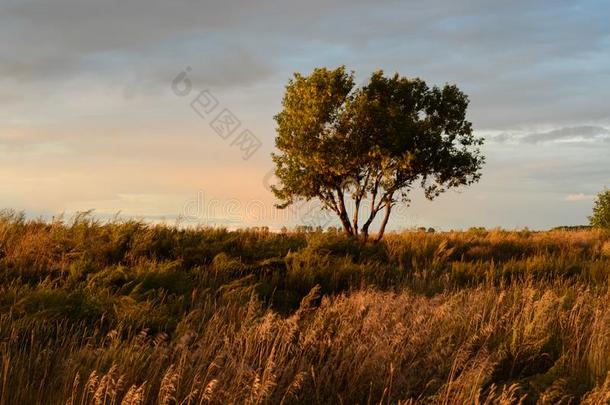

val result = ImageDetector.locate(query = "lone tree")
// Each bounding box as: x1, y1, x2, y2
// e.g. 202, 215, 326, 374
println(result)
271, 66, 485, 241
590, 188, 610, 230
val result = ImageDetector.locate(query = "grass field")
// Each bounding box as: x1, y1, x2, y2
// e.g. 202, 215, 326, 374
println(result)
1, 210, 610, 404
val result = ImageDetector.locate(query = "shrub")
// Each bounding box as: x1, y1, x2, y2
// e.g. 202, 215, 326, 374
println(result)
590, 188, 610, 230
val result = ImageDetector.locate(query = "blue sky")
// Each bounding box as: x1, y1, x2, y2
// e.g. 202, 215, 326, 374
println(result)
0, 0, 609, 230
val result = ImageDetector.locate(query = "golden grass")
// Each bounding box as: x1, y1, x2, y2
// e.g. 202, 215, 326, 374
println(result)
5, 284, 610, 403
0, 211, 609, 403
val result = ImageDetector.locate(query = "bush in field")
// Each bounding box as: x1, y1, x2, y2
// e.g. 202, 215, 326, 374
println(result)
590, 188, 610, 230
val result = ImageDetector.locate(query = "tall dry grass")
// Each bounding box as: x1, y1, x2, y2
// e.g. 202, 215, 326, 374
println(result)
5, 284, 610, 403
0, 210, 609, 403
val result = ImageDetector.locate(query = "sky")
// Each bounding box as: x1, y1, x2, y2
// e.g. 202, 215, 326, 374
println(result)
1, 0, 609, 231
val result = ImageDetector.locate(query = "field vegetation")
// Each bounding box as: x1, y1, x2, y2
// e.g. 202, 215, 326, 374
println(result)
1, 210, 610, 404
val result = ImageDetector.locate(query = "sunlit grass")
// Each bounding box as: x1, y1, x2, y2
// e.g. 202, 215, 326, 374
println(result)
0, 210, 609, 403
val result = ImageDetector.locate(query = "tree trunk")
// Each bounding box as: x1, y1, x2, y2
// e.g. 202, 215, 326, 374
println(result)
336, 189, 353, 236
339, 211, 353, 236
360, 200, 380, 242
361, 220, 372, 242
352, 199, 361, 237
374, 203, 392, 242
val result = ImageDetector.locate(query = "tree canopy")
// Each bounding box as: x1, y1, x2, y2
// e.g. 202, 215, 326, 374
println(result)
271, 66, 485, 241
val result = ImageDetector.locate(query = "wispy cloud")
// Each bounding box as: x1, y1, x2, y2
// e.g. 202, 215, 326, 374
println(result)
489, 126, 610, 145
523, 126, 610, 144
565, 193, 596, 202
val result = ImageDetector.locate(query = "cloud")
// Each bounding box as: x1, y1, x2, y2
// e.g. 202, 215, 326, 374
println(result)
565, 193, 596, 202
0, 0, 286, 95
1, 0, 610, 230
522, 126, 610, 144
488, 126, 610, 145
3, 1, 610, 131
488, 133, 512, 143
